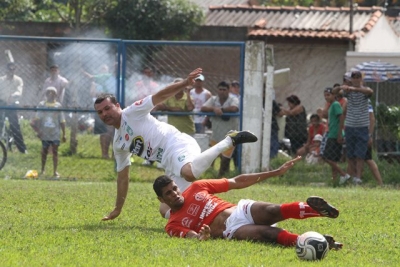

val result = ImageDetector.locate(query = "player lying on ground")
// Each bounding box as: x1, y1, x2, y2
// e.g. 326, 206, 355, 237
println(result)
94, 67, 258, 219
153, 156, 343, 249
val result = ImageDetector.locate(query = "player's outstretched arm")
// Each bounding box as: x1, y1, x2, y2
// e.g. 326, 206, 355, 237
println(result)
102, 166, 130, 221
228, 156, 301, 190
151, 68, 202, 106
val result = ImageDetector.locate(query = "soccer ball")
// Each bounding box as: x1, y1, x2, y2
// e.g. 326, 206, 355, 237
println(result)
295, 231, 329, 261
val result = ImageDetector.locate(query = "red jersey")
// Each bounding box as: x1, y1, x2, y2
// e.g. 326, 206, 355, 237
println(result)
166, 179, 235, 238
309, 124, 325, 144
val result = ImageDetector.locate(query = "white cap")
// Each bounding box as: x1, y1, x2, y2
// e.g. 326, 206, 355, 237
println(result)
313, 134, 323, 142
195, 74, 205, 81
45, 86, 57, 94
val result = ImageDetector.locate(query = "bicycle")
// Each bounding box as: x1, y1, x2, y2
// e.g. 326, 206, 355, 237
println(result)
0, 107, 15, 170
0, 138, 6, 170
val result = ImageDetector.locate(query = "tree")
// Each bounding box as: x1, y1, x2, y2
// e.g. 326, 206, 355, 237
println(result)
104, 0, 204, 40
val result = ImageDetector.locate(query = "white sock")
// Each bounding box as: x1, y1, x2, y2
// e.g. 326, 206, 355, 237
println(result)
191, 136, 233, 179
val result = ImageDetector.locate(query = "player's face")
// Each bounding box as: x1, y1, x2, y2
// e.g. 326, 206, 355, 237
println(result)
310, 117, 320, 126
159, 182, 184, 210
94, 98, 121, 128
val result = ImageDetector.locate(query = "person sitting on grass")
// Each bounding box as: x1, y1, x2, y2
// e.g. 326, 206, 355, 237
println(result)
30, 86, 66, 178
153, 156, 343, 250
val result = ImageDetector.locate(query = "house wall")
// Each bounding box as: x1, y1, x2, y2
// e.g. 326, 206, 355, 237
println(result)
356, 17, 400, 52
271, 41, 348, 115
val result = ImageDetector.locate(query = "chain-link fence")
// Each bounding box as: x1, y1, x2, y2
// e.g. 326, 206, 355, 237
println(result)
0, 36, 244, 180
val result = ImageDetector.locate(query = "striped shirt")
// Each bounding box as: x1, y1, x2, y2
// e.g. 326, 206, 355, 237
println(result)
345, 91, 370, 127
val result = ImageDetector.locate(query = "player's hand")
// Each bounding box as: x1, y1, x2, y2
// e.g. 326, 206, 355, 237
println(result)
277, 156, 301, 175
61, 136, 66, 143
186, 68, 202, 86
102, 209, 121, 221
198, 224, 211, 241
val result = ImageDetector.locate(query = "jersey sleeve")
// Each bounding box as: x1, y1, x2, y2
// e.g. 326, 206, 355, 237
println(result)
114, 139, 132, 172
192, 179, 229, 194
124, 95, 154, 119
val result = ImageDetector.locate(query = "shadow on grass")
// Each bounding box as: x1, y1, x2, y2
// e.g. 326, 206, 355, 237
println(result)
45, 222, 165, 234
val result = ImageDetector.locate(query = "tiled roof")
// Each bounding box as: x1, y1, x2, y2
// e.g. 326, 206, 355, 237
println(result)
188, 0, 255, 13
205, 5, 386, 40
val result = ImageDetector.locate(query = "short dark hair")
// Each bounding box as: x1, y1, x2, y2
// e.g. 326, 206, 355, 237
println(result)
333, 83, 340, 88
286, 94, 301, 105
50, 64, 59, 69
351, 71, 362, 78
153, 175, 173, 197
217, 81, 230, 89
94, 93, 118, 106
310, 114, 320, 121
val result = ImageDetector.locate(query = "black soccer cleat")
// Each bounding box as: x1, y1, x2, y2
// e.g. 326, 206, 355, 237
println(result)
307, 196, 339, 219
226, 130, 258, 146
323, 235, 343, 250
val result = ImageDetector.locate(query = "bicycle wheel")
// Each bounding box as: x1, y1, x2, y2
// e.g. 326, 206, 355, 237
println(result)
0, 140, 7, 170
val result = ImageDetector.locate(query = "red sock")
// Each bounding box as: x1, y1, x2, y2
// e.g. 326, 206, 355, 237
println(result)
280, 202, 320, 219
277, 230, 299, 247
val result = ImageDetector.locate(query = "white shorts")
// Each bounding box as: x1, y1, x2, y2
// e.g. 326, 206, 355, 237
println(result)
162, 133, 201, 192
223, 199, 255, 239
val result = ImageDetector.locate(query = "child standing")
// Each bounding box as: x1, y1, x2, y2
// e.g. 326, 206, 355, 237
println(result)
30, 86, 66, 178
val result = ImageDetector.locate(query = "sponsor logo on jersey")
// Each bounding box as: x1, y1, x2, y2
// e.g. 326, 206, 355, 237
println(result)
187, 204, 200, 216
194, 192, 206, 202
134, 99, 144, 106
156, 148, 164, 162
125, 134, 129, 141
178, 154, 186, 162
126, 126, 133, 136
121, 144, 125, 150
129, 136, 145, 156
181, 217, 193, 228
199, 200, 218, 220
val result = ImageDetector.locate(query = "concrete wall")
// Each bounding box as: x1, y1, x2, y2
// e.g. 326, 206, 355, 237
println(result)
271, 42, 348, 115
356, 17, 400, 53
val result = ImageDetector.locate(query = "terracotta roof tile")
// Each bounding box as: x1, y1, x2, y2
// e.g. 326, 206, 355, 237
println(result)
205, 5, 387, 40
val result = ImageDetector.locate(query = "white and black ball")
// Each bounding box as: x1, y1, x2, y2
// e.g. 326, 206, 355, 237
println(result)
295, 231, 329, 261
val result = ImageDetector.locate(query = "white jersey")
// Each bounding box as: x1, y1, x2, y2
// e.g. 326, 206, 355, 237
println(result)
190, 88, 211, 123
113, 95, 183, 172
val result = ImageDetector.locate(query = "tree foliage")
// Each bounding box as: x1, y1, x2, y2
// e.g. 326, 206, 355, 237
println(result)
103, 0, 204, 40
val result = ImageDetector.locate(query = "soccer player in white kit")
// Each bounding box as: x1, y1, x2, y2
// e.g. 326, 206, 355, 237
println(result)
94, 68, 257, 219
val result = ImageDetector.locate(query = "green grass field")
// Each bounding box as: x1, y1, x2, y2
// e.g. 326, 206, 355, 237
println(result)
1, 122, 399, 266
1, 178, 399, 267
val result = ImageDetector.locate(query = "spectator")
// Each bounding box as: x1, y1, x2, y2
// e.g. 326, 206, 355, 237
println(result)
321, 88, 350, 181
0, 62, 28, 154
201, 81, 239, 177
334, 71, 373, 185
30, 87, 66, 178
281, 95, 308, 155
85, 64, 116, 159
190, 74, 211, 134
42, 65, 69, 107
354, 100, 383, 186
297, 114, 326, 157
270, 100, 285, 158
132, 66, 159, 103
153, 156, 342, 251
153, 78, 195, 136
305, 134, 323, 164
